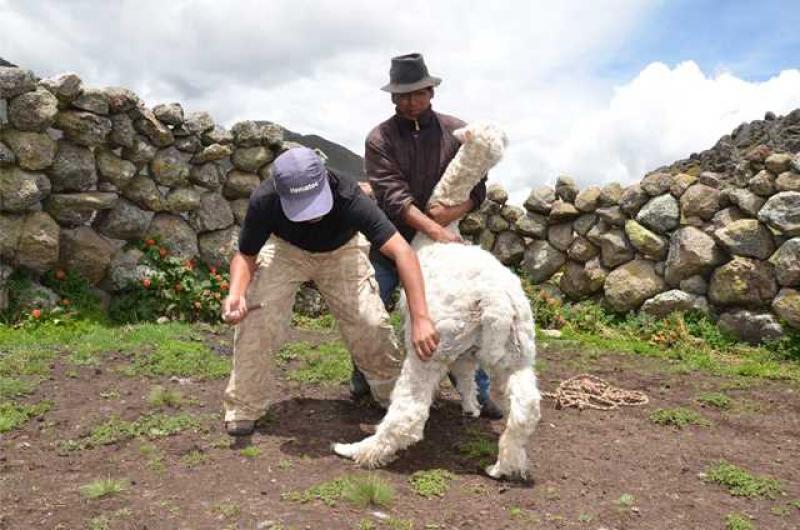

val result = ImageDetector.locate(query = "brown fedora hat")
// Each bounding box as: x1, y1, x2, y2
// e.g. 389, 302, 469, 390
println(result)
381, 53, 442, 94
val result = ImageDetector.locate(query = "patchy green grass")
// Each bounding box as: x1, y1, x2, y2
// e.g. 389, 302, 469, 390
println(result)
0, 400, 51, 433
343, 474, 395, 508
239, 446, 261, 459
181, 450, 209, 468
705, 461, 784, 498
212, 502, 241, 519
147, 385, 186, 408
456, 429, 497, 467
291, 313, 336, 331
0, 376, 37, 400
649, 407, 711, 428
615, 493, 636, 507
79, 478, 127, 499
125, 336, 230, 380
408, 469, 456, 498
282, 477, 351, 507
277, 341, 351, 385
63, 413, 205, 450
696, 392, 733, 409
524, 281, 800, 384
385, 518, 414, 530
725, 512, 755, 530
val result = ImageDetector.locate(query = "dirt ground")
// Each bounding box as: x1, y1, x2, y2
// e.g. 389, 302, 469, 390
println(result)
1, 325, 799, 530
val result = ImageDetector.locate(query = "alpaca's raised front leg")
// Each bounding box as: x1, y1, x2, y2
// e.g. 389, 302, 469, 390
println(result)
333, 354, 449, 468
485, 365, 541, 481
449, 355, 480, 417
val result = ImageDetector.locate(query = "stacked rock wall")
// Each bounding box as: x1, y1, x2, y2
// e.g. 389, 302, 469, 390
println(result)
2, 64, 799, 344
0, 66, 290, 310
460, 144, 800, 344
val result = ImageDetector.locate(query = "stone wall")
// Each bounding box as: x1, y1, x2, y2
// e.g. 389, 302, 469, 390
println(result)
0, 66, 299, 312
1, 64, 799, 343
460, 147, 800, 344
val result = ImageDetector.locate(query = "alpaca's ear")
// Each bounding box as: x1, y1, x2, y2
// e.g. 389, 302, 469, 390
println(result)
463, 129, 474, 143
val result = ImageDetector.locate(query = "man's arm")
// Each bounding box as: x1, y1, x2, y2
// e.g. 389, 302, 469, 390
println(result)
222, 252, 258, 324
378, 233, 439, 360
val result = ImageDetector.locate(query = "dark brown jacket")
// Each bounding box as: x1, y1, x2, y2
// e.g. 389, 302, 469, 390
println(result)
365, 107, 486, 241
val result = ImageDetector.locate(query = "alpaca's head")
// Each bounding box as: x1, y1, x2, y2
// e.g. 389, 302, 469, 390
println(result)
453, 122, 508, 169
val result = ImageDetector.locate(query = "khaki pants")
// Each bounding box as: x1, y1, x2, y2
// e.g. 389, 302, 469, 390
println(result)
223, 234, 403, 422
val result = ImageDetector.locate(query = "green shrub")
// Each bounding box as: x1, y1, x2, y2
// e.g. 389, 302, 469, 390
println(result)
108, 238, 230, 323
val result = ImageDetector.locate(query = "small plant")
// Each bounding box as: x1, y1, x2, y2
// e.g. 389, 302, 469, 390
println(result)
212, 502, 241, 519
277, 458, 293, 470
616, 493, 636, 507
343, 474, 394, 508
649, 407, 711, 428
725, 512, 755, 530
139, 443, 165, 473
696, 392, 732, 409
239, 446, 261, 458
282, 477, 351, 507
182, 450, 209, 468
508, 506, 524, 518
87, 515, 110, 530
80, 478, 127, 499
705, 461, 784, 498
356, 519, 377, 530
408, 469, 456, 498
385, 519, 413, 530
147, 385, 186, 408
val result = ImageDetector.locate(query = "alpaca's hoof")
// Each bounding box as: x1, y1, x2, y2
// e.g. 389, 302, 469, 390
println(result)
332, 442, 357, 460
484, 464, 533, 484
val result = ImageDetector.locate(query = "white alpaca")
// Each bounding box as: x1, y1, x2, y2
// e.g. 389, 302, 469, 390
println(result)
334, 123, 541, 481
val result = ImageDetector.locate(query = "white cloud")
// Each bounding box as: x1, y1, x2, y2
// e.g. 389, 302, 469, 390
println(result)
2, 1, 799, 207
503, 61, 800, 204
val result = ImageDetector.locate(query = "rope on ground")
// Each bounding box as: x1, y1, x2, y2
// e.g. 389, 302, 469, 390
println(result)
542, 374, 649, 411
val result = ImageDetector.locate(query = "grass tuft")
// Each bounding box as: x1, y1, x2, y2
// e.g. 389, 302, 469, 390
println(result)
343, 474, 395, 508
80, 478, 127, 499
147, 385, 186, 408
239, 446, 262, 458
705, 461, 784, 498
282, 477, 351, 507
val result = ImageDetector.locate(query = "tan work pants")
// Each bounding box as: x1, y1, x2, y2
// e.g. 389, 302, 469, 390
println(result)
223, 234, 402, 421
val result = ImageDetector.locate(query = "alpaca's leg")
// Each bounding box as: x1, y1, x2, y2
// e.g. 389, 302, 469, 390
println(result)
485, 365, 541, 481
333, 354, 449, 468
449, 355, 480, 417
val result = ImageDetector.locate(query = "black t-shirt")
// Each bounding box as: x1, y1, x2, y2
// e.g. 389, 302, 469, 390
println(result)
238, 171, 398, 255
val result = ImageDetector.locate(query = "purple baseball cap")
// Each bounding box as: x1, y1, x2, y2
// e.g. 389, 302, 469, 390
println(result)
273, 147, 333, 222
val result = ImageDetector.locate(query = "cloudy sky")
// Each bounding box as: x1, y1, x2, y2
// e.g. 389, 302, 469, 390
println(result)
2, 0, 799, 204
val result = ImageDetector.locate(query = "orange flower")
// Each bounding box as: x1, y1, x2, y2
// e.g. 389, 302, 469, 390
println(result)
145, 238, 156, 246
54, 269, 66, 281
31, 309, 42, 319
159, 247, 168, 258
209, 266, 217, 275
219, 282, 229, 291
142, 278, 152, 288
61, 298, 71, 306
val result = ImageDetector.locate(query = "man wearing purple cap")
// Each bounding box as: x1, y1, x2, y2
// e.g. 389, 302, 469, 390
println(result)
355, 52, 502, 419
221, 146, 439, 436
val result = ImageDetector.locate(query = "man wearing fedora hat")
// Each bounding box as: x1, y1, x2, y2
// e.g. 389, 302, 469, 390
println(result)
221, 146, 439, 436
351, 52, 503, 419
